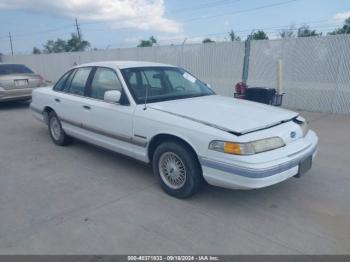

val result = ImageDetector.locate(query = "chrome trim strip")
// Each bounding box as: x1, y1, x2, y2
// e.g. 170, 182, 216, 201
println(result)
60, 117, 147, 148
199, 144, 318, 178
134, 134, 147, 140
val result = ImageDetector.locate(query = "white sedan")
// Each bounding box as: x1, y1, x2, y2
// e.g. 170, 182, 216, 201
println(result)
30, 61, 318, 198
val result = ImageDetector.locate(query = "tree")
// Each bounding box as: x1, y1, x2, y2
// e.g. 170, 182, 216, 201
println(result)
66, 33, 90, 52
297, 25, 321, 37
33, 47, 41, 54
328, 17, 350, 35
229, 30, 240, 41
202, 38, 215, 43
279, 25, 296, 38
42, 33, 90, 53
43, 39, 67, 53
137, 36, 157, 47
251, 30, 269, 40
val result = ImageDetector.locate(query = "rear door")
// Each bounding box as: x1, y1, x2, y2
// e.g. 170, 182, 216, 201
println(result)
51, 67, 94, 136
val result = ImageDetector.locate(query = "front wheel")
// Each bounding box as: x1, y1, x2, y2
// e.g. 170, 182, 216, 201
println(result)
152, 141, 203, 198
48, 111, 71, 146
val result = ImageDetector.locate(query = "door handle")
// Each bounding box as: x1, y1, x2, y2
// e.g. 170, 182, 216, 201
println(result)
82, 105, 91, 110
54, 98, 60, 103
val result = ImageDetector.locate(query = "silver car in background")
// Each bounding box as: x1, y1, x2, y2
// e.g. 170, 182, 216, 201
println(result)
0, 63, 46, 102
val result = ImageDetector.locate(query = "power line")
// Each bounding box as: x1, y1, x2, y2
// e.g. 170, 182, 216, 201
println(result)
183, 0, 300, 22
170, 0, 239, 13
0, 0, 301, 41
154, 22, 344, 44
1, 20, 342, 49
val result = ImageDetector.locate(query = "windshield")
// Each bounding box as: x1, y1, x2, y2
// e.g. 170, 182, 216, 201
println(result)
121, 67, 214, 104
0, 64, 33, 75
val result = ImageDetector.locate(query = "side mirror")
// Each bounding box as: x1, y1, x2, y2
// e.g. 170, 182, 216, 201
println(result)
206, 83, 212, 88
104, 90, 121, 103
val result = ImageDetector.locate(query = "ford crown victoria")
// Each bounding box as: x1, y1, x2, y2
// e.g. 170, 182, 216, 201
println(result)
30, 61, 318, 198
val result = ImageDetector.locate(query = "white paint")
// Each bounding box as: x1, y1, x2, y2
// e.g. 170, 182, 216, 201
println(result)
30, 61, 319, 191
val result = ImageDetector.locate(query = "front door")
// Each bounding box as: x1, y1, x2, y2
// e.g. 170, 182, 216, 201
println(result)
79, 67, 139, 159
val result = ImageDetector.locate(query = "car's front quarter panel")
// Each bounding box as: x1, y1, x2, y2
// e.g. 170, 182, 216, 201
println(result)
134, 105, 318, 190
133, 105, 235, 163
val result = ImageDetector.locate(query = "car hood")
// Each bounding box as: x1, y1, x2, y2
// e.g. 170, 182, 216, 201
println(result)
149, 95, 298, 135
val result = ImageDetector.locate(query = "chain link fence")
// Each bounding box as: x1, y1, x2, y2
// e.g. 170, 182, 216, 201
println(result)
248, 34, 350, 114
2, 34, 350, 114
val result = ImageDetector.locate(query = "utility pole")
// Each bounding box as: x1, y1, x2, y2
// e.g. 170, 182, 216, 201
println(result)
75, 18, 81, 42
8, 32, 13, 56
242, 30, 254, 84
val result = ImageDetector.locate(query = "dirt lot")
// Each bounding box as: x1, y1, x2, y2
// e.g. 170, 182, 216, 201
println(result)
0, 101, 349, 254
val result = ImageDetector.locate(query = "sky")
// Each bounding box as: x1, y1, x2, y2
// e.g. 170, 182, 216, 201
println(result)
0, 0, 349, 55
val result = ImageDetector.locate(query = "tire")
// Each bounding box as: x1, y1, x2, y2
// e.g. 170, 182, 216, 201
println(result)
152, 141, 203, 198
48, 111, 70, 146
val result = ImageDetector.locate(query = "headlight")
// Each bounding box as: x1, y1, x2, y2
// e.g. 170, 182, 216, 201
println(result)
209, 137, 285, 155
294, 116, 309, 137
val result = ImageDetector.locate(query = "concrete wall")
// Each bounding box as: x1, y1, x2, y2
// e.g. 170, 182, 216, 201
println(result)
2, 34, 350, 114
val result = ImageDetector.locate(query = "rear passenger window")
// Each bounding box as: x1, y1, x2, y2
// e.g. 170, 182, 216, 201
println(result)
89, 68, 123, 100
69, 67, 92, 96
53, 71, 71, 91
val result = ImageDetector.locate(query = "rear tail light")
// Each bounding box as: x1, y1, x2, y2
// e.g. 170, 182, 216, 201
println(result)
37, 75, 46, 86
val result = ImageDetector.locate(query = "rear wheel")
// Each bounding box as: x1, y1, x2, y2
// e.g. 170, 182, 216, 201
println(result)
152, 141, 202, 198
48, 111, 70, 146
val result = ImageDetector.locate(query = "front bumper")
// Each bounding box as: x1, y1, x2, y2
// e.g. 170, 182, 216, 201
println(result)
200, 131, 318, 190
0, 88, 33, 102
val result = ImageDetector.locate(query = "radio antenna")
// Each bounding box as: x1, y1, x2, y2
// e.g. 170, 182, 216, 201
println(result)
142, 71, 151, 110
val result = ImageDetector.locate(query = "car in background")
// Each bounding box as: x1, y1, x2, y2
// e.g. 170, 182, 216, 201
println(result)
0, 63, 46, 102
30, 61, 318, 198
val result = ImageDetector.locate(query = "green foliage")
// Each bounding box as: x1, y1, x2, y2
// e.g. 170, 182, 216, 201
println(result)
251, 30, 269, 40
202, 38, 215, 43
37, 33, 90, 54
328, 17, 350, 35
66, 33, 90, 52
32, 46, 41, 54
229, 30, 240, 41
279, 26, 296, 38
137, 36, 157, 47
43, 38, 67, 53
297, 25, 321, 37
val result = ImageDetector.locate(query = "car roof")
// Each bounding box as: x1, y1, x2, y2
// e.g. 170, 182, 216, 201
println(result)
75, 61, 177, 69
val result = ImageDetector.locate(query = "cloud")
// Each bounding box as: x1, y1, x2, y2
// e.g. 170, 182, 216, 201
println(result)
0, 0, 182, 33
332, 11, 350, 21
